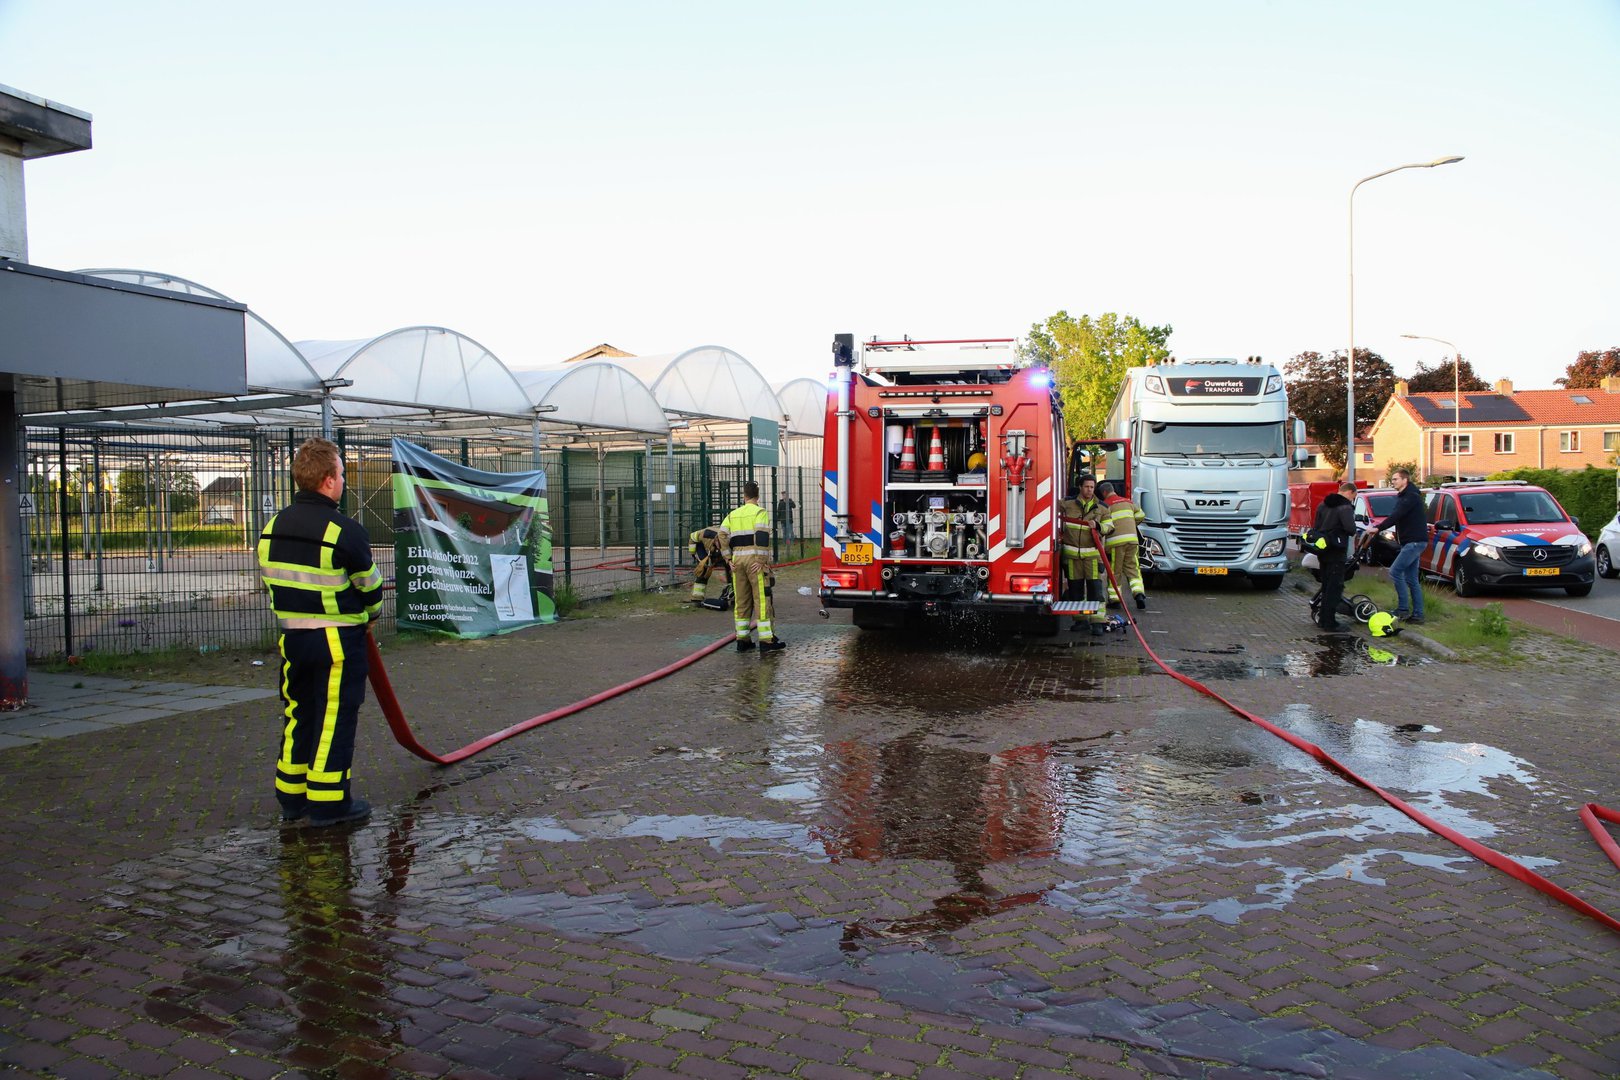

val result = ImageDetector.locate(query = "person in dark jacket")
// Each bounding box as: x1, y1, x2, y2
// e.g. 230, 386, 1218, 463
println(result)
258, 438, 384, 827
1370, 468, 1429, 623
1310, 482, 1357, 629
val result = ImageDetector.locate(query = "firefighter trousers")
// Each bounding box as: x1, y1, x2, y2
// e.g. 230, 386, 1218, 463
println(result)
731, 555, 776, 641
1102, 541, 1144, 602
276, 625, 369, 816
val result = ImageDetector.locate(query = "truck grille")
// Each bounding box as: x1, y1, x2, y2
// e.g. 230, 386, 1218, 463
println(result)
1167, 516, 1251, 563
1499, 545, 1574, 568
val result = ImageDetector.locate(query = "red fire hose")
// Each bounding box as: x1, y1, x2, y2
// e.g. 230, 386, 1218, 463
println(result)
367, 630, 735, 765
367, 551, 812, 765
1093, 530, 1620, 937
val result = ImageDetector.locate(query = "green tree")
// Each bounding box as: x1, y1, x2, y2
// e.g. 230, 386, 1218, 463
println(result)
1284, 348, 1396, 476
1555, 347, 1620, 389
1406, 355, 1489, 394
1021, 311, 1172, 438
115, 464, 200, 512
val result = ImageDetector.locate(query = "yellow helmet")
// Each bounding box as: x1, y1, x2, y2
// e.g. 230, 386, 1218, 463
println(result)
1368, 611, 1398, 638
966, 451, 987, 471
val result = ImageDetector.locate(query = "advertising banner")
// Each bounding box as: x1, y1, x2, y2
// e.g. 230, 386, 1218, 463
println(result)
390, 438, 555, 637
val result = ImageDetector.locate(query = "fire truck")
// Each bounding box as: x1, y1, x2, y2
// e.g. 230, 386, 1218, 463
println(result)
819, 335, 1069, 632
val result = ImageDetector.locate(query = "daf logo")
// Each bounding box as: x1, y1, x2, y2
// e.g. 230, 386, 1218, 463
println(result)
1532, 547, 1548, 562
1194, 498, 1231, 507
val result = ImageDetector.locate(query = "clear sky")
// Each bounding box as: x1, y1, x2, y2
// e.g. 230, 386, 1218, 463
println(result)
4, 0, 1618, 391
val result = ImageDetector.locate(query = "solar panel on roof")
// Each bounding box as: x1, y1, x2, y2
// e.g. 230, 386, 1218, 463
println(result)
1407, 395, 1530, 423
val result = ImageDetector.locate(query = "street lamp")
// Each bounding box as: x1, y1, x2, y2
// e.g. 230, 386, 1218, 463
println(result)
1346, 155, 1464, 484
1402, 334, 1462, 482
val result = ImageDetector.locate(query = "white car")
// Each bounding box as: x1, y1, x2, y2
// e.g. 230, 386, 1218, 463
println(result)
1598, 512, 1620, 579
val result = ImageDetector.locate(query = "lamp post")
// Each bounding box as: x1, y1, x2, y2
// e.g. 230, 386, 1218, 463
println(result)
1346, 155, 1464, 484
1402, 334, 1462, 482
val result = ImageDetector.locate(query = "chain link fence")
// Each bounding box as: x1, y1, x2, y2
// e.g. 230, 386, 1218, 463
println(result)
18, 425, 823, 658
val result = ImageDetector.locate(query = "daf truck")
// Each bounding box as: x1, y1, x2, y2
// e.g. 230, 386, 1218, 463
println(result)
1103, 358, 1307, 589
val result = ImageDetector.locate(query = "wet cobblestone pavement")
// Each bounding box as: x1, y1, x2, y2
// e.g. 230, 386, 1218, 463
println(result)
2, 568, 1618, 1078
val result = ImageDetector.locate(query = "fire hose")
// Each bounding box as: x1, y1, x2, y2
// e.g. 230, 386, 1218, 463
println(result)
1091, 526, 1620, 937
367, 551, 814, 765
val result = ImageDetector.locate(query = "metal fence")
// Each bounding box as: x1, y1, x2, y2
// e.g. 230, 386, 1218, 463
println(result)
18, 425, 824, 658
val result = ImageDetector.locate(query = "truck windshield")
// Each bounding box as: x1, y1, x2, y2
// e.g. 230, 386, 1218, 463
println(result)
1140, 422, 1284, 458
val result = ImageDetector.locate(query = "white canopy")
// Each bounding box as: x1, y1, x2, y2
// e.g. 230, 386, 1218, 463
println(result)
616, 345, 784, 425
513, 362, 670, 436
774, 378, 829, 437
296, 327, 535, 420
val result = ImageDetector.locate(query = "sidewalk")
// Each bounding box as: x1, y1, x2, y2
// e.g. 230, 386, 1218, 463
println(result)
0, 670, 275, 750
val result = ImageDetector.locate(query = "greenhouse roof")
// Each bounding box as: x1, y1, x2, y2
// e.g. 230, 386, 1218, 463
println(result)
296, 327, 536, 421
512, 362, 670, 436
616, 346, 783, 426
774, 377, 829, 437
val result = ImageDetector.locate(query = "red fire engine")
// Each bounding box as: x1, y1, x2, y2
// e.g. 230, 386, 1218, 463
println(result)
819, 335, 1069, 632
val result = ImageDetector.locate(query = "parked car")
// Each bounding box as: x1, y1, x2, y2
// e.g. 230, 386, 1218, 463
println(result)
1352, 488, 1402, 567
1596, 512, 1620, 579
1420, 481, 1596, 597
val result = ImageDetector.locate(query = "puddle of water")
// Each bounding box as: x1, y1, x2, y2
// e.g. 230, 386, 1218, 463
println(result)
1171, 638, 1430, 680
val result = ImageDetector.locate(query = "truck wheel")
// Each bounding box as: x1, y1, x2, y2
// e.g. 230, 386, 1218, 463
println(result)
1251, 575, 1285, 591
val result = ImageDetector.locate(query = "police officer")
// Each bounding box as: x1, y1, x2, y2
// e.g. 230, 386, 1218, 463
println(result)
720, 480, 785, 652
258, 438, 384, 827
687, 524, 731, 603
1097, 481, 1147, 610
1058, 473, 1107, 634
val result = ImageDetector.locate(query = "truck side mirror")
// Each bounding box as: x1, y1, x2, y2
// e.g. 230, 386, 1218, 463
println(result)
1293, 447, 1309, 466
1291, 418, 1307, 444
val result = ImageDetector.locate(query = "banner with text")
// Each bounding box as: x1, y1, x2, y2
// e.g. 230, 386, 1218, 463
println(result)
391, 438, 555, 637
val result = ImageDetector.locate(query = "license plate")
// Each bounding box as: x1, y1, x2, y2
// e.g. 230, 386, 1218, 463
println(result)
840, 542, 874, 566
1195, 566, 1228, 576
1524, 567, 1558, 577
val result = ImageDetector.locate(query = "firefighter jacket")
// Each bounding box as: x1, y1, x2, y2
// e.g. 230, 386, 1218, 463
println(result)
1059, 496, 1104, 564
688, 525, 730, 559
258, 490, 384, 630
1101, 493, 1144, 548
719, 501, 772, 558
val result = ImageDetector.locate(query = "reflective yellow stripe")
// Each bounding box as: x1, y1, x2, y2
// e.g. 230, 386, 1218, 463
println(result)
310, 627, 344, 783
277, 614, 367, 629
263, 565, 351, 587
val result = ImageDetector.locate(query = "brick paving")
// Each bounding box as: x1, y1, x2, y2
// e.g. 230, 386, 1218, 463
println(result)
1, 564, 1617, 1078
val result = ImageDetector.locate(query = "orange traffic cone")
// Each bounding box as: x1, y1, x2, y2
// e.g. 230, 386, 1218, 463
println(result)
893, 425, 919, 481
924, 425, 948, 477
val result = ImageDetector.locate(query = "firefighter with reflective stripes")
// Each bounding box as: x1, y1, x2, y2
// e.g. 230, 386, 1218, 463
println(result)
719, 480, 785, 653
1097, 481, 1147, 610
687, 525, 731, 602
1058, 473, 1107, 634
257, 438, 384, 827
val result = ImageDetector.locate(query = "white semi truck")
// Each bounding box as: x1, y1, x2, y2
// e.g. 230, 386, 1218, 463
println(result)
1101, 358, 1306, 590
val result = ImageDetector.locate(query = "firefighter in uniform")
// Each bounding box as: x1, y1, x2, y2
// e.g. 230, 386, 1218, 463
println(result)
257, 438, 384, 827
687, 524, 731, 603
1058, 473, 1107, 634
720, 480, 786, 653
1097, 481, 1147, 610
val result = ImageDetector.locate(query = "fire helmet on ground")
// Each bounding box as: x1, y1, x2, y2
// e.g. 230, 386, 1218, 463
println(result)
1368, 611, 1398, 637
